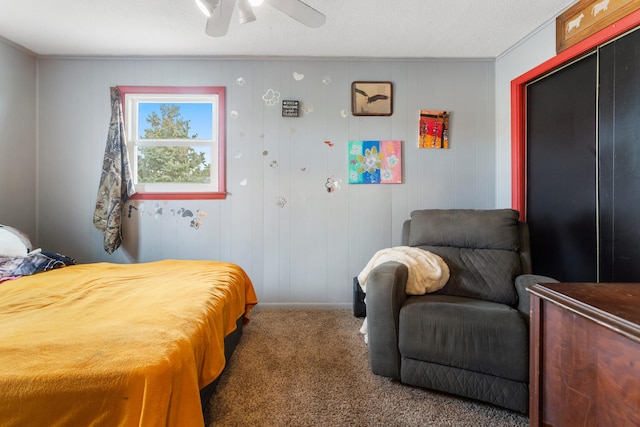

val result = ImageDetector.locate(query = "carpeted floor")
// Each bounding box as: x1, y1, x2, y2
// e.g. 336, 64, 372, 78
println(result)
206, 308, 529, 427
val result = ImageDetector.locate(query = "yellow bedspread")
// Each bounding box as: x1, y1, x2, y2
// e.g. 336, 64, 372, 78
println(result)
0, 260, 258, 427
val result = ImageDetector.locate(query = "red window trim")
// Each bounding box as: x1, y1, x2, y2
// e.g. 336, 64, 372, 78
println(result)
511, 11, 640, 221
117, 85, 227, 200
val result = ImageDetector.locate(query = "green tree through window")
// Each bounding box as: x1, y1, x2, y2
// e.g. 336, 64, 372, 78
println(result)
138, 104, 211, 184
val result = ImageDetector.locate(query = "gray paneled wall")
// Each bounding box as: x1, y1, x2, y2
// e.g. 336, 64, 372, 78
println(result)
0, 41, 37, 237
35, 57, 495, 306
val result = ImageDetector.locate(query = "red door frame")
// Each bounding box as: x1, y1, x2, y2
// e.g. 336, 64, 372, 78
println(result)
511, 10, 640, 220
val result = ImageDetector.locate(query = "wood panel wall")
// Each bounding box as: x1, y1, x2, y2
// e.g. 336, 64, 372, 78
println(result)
0, 41, 37, 236
33, 57, 495, 306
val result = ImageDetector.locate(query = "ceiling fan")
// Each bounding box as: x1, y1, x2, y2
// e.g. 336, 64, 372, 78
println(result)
195, 0, 326, 37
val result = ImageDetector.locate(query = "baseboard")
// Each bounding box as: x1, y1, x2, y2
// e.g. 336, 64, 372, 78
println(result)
255, 303, 351, 310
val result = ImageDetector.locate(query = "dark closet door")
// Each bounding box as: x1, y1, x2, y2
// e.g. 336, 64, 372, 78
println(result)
598, 28, 640, 282
526, 53, 598, 281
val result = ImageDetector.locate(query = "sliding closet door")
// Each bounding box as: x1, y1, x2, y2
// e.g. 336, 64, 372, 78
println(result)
598, 28, 640, 282
526, 53, 598, 282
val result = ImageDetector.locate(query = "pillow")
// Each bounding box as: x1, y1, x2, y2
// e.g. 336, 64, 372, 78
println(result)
0, 225, 32, 258
408, 209, 520, 251
1, 250, 76, 279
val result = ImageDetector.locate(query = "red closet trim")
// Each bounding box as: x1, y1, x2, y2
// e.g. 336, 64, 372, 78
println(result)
511, 10, 640, 220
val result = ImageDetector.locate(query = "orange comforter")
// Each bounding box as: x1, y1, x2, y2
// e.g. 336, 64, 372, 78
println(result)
0, 260, 257, 427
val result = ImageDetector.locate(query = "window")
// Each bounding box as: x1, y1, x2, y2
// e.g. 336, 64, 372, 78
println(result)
118, 86, 226, 200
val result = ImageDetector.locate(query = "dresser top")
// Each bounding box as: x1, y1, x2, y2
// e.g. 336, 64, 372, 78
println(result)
527, 282, 640, 342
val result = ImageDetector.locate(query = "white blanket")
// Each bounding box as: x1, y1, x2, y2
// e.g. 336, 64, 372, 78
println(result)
357, 246, 450, 343
358, 246, 449, 295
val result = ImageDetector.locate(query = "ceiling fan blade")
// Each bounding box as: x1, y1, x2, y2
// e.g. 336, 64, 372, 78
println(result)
205, 0, 237, 37
265, 0, 326, 28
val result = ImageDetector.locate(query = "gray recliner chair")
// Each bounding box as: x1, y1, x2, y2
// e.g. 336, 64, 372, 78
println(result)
365, 209, 557, 414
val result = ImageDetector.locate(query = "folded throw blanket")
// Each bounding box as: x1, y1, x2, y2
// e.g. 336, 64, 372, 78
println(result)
358, 246, 449, 295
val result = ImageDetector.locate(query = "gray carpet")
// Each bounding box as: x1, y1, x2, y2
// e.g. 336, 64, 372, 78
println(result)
206, 308, 529, 426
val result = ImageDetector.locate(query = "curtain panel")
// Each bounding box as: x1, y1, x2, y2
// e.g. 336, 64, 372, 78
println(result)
93, 87, 135, 254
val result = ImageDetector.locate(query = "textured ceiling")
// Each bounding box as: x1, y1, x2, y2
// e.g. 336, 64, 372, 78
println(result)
0, 0, 577, 58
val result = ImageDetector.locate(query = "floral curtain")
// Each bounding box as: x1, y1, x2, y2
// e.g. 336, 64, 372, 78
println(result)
93, 87, 135, 254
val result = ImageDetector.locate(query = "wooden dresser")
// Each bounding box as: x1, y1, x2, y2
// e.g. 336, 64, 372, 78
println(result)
527, 282, 640, 427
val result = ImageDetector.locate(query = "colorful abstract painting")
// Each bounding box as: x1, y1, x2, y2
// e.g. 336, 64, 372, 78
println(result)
419, 110, 449, 148
348, 140, 402, 184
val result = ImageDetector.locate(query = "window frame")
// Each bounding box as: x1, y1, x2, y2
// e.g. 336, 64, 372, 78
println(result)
118, 85, 226, 200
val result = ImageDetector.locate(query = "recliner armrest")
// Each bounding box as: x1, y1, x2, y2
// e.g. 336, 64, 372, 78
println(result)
365, 261, 409, 379
514, 274, 559, 322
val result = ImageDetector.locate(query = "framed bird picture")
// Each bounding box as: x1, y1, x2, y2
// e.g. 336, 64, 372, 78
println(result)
351, 81, 393, 116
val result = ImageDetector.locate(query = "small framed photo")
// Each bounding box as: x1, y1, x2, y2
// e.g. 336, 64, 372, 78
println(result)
351, 81, 393, 116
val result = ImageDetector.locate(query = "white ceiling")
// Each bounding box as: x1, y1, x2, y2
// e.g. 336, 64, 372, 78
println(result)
0, 0, 577, 58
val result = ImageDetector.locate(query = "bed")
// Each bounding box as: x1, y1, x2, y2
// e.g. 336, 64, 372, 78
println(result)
0, 232, 258, 427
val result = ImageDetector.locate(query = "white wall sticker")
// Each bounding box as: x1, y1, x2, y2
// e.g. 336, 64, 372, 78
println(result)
275, 197, 287, 208
262, 89, 281, 106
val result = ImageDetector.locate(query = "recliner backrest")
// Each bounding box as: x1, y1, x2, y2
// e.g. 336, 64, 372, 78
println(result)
403, 209, 525, 306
